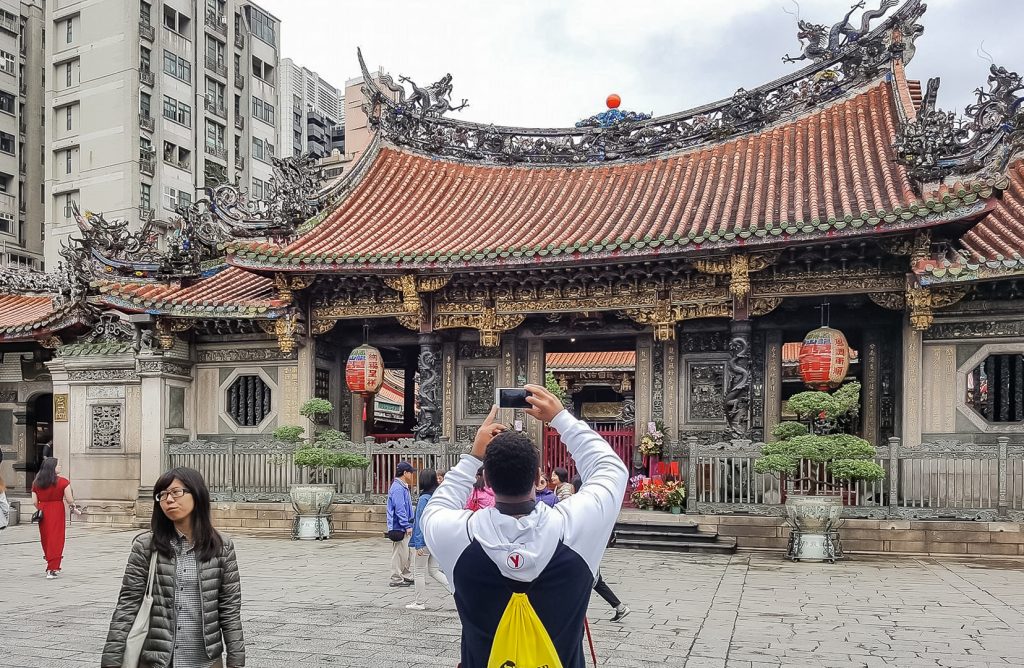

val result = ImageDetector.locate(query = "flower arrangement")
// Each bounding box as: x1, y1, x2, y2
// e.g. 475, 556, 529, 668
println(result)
637, 422, 664, 457
630, 478, 686, 510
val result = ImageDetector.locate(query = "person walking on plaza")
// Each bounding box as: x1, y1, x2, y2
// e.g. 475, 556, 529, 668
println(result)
406, 468, 450, 611
570, 473, 631, 621
31, 457, 81, 578
102, 466, 244, 668
552, 466, 574, 501
422, 385, 628, 668
0, 474, 10, 531
387, 461, 416, 587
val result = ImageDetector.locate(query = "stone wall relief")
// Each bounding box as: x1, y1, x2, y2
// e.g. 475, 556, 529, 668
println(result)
89, 403, 123, 449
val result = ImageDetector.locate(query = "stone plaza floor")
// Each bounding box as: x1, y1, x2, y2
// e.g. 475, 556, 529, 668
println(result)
2, 524, 1024, 667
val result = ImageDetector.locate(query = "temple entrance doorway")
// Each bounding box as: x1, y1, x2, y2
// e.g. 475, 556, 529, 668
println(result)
24, 392, 52, 491
368, 345, 418, 442
542, 335, 636, 483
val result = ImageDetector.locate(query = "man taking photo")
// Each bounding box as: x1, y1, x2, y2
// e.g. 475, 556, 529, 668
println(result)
422, 384, 628, 667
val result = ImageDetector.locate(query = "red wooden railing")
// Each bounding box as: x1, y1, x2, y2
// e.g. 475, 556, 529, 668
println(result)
543, 425, 634, 481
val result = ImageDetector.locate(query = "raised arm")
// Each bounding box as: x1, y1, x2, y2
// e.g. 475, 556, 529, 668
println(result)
422, 406, 505, 579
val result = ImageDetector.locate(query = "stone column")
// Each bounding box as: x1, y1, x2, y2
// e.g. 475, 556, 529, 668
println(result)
413, 333, 442, 441
634, 334, 654, 440
663, 339, 679, 441
137, 358, 168, 496
901, 318, 923, 448
725, 320, 752, 439
441, 342, 456, 440
763, 329, 782, 441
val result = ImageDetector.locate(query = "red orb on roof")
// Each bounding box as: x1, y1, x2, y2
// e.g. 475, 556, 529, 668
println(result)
606, 94, 621, 109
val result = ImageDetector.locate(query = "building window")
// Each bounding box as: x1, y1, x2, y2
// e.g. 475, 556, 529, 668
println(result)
0, 51, 14, 76
226, 374, 272, 426
162, 50, 191, 82
140, 92, 151, 117
252, 177, 263, 199
205, 36, 225, 67
0, 132, 13, 154
162, 95, 191, 126
162, 186, 192, 211
205, 119, 224, 150
248, 7, 275, 46
63, 193, 76, 218
0, 91, 13, 115
65, 62, 72, 87
66, 105, 73, 130
140, 182, 151, 210
251, 96, 274, 125
966, 354, 1024, 423
65, 17, 73, 44
0, 213, 12, 234
140, 0, 151, 24
65, 149, 72, 174
163, 7, 190, 34
252, 137, 264, 162
251, 57, 274, 85
206, 78, 225, 107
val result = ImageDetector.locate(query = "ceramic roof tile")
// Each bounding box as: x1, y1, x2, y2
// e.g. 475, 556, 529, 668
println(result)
545, 351, 636, 371
228, 81, 1002, 272
97, 266, 286, 316
0, 294, 90, 341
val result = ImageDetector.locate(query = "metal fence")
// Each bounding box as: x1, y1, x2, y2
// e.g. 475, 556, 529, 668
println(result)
165, 437, 470, 504
657, 437, 1024, 521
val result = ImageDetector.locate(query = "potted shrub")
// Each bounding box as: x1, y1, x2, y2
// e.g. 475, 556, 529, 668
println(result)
276, 398, 370, 541
753, 381, 885, 562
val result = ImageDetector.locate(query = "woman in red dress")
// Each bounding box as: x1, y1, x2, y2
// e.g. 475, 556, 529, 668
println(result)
31, 457, 81, 579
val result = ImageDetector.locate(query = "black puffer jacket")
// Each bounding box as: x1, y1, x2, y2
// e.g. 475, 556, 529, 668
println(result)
101, 531, 245, 667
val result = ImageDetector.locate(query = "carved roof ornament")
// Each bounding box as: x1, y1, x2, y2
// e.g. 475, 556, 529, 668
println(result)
60, 155, 324, 283
356, 2, 925, 166
895, 65, 1024, 181
782, 1, 899, 64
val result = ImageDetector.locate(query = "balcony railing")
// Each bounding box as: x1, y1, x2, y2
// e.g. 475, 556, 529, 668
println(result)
139, 20, 154, 41
205, 144, 227, 160
206, 11, 227, 36
234, 32, 245, 49
139, 206, 154, 222
205, 98, 227, 118
140, 68, 154, 86
0, 14, 17, 35
139, 113, 154, 132
234, 116, 244, 130
205, 56, 227, 78
234, 72, 244, 89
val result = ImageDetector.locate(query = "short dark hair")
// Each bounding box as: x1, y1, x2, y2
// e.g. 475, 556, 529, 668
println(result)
483, 432, 539, 496
418, 468, 439, 495
152, 467, 223, 562
552, 467, 569, 486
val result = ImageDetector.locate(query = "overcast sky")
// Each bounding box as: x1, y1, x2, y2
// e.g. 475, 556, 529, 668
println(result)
257, 0, 1021, 128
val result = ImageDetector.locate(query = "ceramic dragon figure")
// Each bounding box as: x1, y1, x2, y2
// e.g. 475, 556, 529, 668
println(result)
783, 0, 898, 64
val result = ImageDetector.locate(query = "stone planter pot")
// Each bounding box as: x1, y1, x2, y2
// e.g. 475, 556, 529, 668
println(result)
785, 495, 843, 562
289, 484, 335, 541
669, 505, 683, 515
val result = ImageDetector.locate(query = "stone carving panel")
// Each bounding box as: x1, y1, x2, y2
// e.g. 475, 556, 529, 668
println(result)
651, 341, 665, 424
90, 404, 122, 449
688, 362, 726, 423
87, 386, 125, 399
464, 368, 495, 418
196, 348, 298, 363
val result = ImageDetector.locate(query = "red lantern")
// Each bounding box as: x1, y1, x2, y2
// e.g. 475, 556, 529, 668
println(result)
606, 93, 621, 109
798, 326, 850, 390
345, 344, 384, 396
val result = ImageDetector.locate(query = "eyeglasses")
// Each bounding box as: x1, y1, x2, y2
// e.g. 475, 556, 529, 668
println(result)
155, 488, 191, 503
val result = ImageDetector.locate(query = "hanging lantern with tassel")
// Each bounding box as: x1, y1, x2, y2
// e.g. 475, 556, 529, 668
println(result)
346, 344, 384, 396
798, 326, 850, 390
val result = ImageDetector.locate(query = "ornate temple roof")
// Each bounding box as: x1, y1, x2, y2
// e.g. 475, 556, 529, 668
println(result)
0, 270, 90, 343
96, 266, 285, 317
228, 79, 1003, 273
546, 351, 636, 372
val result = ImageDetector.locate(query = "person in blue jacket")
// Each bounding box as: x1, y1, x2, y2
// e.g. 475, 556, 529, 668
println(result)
387, 461, 416, 587
406, 468, 450, 610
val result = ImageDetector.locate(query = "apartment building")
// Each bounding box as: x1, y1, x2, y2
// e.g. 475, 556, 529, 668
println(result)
278, 58, 343, 160
43, 0, 282, 268
0, 0, 44, 270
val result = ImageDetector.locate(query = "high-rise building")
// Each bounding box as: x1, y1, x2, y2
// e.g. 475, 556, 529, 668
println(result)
0, 1, 44, 271
278, 58, 343, 159
43, 0, 282, 269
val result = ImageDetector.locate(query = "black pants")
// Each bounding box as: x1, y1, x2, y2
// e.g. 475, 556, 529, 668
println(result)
593, 571, 620, 608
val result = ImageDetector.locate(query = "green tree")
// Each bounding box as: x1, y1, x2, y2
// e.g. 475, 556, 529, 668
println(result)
274, 398, 369, 482
545, 371, 569, 407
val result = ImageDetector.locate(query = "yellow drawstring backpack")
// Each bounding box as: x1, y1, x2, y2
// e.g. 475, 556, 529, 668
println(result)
487, 592, 563, 668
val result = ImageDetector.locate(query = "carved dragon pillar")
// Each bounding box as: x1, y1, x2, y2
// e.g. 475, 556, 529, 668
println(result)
413, 333, 442, 441
726, 320, 752, 440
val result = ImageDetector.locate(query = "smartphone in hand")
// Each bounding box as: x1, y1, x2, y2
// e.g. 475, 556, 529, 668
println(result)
495, 388, 532, 409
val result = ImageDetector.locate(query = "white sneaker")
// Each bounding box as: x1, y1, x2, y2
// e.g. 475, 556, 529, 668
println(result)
46, 571, 57, 579
405, 602, 426, 611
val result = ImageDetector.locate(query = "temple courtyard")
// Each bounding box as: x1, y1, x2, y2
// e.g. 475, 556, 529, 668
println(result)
0, 526, 1022, 667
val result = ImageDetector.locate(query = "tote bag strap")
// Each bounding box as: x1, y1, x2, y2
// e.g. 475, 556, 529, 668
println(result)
144, 549, 158, 597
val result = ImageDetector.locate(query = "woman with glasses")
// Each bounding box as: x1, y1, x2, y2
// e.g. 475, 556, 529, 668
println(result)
31, 457, 82, 579
102, 467, 245, 668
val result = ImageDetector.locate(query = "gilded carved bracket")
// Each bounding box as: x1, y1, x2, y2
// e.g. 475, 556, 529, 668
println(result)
273, 273, 316, 303
623, 298, 733, 341
155, 317, 194, 350
258, 313, 303, 354
383, 274, 451, 331
693, 253, 778, 298
310, 274, 451, 332
434, 306, 525, 347
906, 284, 968, 331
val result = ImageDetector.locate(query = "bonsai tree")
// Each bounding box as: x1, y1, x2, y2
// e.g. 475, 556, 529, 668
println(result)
545, 371, 569, 408
274, 398, 370, 484
754, 381, 885, 494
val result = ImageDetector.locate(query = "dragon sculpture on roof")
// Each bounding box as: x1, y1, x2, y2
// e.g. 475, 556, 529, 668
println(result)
783, 0, 899, 64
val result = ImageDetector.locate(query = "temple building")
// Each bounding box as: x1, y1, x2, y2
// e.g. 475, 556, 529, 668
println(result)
1, 0, 1022, 524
